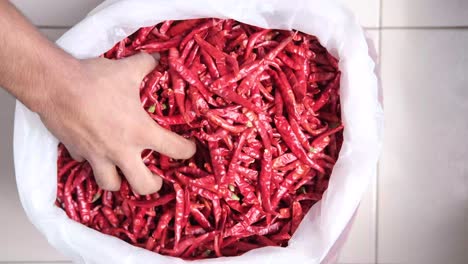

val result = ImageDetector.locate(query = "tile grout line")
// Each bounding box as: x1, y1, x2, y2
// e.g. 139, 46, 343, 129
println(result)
376, 0, 383, 262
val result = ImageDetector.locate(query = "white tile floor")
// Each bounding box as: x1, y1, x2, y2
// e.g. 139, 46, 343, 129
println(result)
0, 1, 467, 264
378, 29, 468, 264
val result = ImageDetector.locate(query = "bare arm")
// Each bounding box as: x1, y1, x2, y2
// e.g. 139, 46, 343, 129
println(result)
0, 1, 195, 194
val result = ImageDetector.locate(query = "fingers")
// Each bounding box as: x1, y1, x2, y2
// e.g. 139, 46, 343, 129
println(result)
121, 52, 157, 80
68, 149, 85, 162
90, 158, 121, 191
117, 154, 163, 195
141, 117, 196, 160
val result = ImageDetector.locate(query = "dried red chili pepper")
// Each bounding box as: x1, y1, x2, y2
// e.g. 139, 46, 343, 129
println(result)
71, 163, 92, 190
138, 36, 182, 53
132, 207, 146, 235
272, 153, 298, 169
170, 69, 188, 121
244, 29, 270, 60
182, 231, 217, 258
57, 18, 343, 259
154, 210, 174, 240
133, 26, 156, 47
271, 69, 301, 120
101, 206, 119, 228
291, 201, 303, 234
63, 165, 81, 222
168, 48, 215, 106
180, 19, 220, 48
58, 159, 80, 179
167, 19, 200, 37
236, 164, 260, 181
205, 111, 246, 134
126, 193, 176, 208
191, 207, 212, 230
311, 124, 344, 153
271, 164, 311, 208
76, 183, 90, 224
274, 115, 324, 173
259, 147, 273, 213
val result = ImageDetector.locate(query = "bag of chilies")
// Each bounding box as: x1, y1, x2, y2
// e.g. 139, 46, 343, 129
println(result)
14, 0, 383, 263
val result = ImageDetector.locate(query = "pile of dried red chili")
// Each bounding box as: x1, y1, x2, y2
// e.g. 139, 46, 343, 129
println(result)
56, 18, 343, 259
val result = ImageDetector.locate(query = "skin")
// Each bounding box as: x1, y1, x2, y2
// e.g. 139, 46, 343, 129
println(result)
0, 1, 196, 195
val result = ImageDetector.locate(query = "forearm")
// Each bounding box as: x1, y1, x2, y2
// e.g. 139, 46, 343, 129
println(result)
0, 3, 195, 194
0, 1, 80, 112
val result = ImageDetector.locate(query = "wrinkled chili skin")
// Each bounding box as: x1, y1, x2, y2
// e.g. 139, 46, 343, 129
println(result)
56, 18, 343, 259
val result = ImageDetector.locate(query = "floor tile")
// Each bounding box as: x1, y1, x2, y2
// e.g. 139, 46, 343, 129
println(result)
340, 0, 381, 28
382, 0, 468, 27
379, 29, 468, 264
338, 176, 377, 264
338, 29, 379, 264
11, 0, 103, 27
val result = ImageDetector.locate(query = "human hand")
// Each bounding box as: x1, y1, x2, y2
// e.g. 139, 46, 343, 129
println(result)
38, 53, 196, 194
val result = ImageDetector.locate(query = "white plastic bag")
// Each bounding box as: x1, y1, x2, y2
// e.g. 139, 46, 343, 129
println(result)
14, 0, 383, 263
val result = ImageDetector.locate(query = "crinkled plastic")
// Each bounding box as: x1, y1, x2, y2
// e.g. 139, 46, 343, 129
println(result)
13, 0, 383, 263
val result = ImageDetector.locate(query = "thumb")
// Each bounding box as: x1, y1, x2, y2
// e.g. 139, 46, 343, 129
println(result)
121, 52, 157, 80
141, 116, 196, 160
